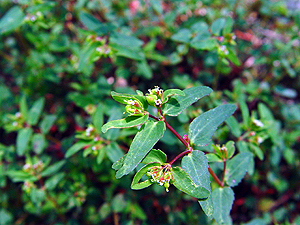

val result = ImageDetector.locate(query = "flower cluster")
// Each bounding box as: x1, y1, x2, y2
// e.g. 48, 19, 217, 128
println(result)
146, 165, 173, 192
146, 86, 164, 107
124, 99, 144, 116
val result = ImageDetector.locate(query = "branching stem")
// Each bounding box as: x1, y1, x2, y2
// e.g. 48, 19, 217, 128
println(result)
149, 112, 224, 187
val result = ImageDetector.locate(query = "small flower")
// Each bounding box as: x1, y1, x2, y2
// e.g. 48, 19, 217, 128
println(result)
126, 99, 136, 105
253, 119, 264, 127
155, 99, 162, 106
92, 146, 97, 151
30, 16, 37, 22
12, 121, 18, 127
23, 164, 31, 171
15, 112, 21, 118
257, 137, 263, 144
220, 45, 229, 55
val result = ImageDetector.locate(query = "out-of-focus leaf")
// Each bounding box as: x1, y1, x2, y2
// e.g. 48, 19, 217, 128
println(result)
0, 6, 25, 34
16, 128, 33, 156
40, 160, 66, 177
40, 115, 57, 134
27, 98, 45, 126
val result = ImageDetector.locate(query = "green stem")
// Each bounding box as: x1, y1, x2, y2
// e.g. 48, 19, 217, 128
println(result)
221, 160, 227, 187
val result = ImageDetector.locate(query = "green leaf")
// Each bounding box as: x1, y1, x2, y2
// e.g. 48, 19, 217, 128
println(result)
182, 151, 211, 192
115, 120, 166, 179
226, 141, 235, 159
101, 114, 149, 133
45, 172, 65, 191
239, 100, 250, 127
182, 150, 214, 217
212, 187, 234, 224
112, 154, 126, 170
112, 194, 126, 213
189, 104, 237, 147
0, 6, 25, 34
111, 91, 147, 108
249, 143, 264, 160
191, 38, 218, 50
110, 33, 143, 49
27, 98, 45, 126
226, 47, 241, 66
225, 116, 241, 137
137, 60, 153, 79
16, 128, 33, 156
40, 115, 57, 134
0, 209, 13, 225
225, 152, 252, 187
93, 104, 104, 133
171, 28, 192, 43
171, 167, 210, 199
223, 17, 234, 35
6, 170, 37, 182
199, 195, 214, 218
79, 11, 101, 30
32, 133, 46, 154
105, 142, 124, 163
77, 42, 98, 72
131, 163, 160, 190
40, 160, 66, 177
97, 149, 106, 164
65, 142, 89, 158
258, 103, 274, 121
142, 149, 167, 164
162, 89, 185, 104
206, 153, 223, 162
211, 18, 226, 36
162, 86, 212, 116
113, 45, 145, 61
20, 95, 28, 119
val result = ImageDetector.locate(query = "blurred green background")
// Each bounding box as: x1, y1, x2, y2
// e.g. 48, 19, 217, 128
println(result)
0, 0, 299, 224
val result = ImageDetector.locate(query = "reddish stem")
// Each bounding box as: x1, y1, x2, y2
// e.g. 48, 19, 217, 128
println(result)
149, 113, 224, 187
169, 148, 192, 165
208, 166, 223, 187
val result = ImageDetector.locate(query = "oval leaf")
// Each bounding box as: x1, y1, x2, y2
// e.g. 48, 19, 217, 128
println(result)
189, 104, 237, 147
27, 98, 45, 126
161, 86, 212, 116
212, 187, 234, 224
16, 128, 33, 156
115, 120, 165, 179
225, 152, 252, 187
171, 167, 210, 199
65, 142, 90, 158
0, 6, 25, 34
101, 114, 149, 133
182, 151, 211, 192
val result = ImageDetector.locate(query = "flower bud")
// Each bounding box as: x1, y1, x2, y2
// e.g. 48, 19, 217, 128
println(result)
146, 95, 158, 106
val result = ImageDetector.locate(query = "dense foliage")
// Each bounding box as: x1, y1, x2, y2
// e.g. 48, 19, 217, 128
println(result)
0, 0, 299, 224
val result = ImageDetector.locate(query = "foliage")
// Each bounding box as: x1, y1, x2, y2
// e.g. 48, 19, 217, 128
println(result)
0, 0, 300, 224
